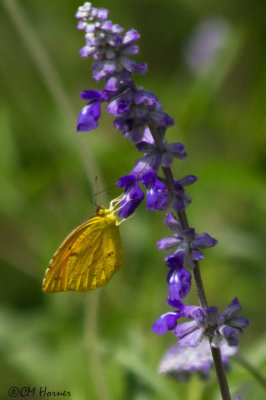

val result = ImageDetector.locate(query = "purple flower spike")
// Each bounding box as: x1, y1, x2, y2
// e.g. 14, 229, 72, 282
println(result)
76, 6, 249, 391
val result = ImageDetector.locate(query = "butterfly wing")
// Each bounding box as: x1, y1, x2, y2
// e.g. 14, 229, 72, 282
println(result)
42, 211, 123, 292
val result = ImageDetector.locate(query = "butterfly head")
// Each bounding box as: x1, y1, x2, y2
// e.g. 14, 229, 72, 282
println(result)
96, 204, 119, 224
96, 194, 129, 224
96, 205, 107, 215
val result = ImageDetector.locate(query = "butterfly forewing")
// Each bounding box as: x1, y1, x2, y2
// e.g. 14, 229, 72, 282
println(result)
42, 207, 123, 293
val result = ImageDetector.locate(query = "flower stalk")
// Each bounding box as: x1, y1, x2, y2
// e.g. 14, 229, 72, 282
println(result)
211, 345, 232, 400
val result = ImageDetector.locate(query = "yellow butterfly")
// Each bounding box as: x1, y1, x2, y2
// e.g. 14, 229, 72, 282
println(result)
42, 197, 123, 293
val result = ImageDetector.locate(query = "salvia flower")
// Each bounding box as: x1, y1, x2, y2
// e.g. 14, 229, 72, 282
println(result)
217, 297, 250, 347
157, 211, 217, 268
158, 338, 237, 381
117, 174, 144, 218
136, 127, 187, 169
167, 267, 191, 301
76, 4, 195, 220
141, 171, 170, 211
152, 298, 249, 348
152, 301, 199, 335
77, 89, 107, 131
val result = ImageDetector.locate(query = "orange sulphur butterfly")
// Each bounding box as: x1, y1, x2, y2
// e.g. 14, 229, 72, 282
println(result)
42, 198, 123, 292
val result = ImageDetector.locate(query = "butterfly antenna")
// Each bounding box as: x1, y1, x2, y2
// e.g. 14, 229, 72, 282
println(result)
93, 176, 98, 208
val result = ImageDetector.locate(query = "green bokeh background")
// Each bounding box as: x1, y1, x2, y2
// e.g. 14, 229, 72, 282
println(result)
0, 0, 265, 399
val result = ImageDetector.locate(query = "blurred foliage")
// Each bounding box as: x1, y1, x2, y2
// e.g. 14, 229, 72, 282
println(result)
0, 0, 265, 399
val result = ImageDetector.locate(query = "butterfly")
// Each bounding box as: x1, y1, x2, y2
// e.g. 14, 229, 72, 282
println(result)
42, 197, 123, 292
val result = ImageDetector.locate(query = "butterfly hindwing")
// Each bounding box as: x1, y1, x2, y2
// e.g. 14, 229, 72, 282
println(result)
42, 206, 123, 293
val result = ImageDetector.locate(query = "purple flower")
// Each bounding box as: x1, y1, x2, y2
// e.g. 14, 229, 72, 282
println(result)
132, 153, 161, 177
77, 90, 104, 131
172, 176, 197, 212
153, 298, 249, 348
117, 174, 144, 217
111, 91, 173, 142
157, 212, 217, 269
165, 247, 185, 269
76, 7, 175, 138
136, 128, 187, 168
158, 338, 237, 381
167, 267, 191, 301
152, 302, 199, 335
149, 109, 175, 128
105, 71, 132, 93
123, 29, 140, 45
151, 312, 181, 335
141, 171, 170, 211
173, 307, 217, 347
217, 298, 250, 347
106, 89, 133, 116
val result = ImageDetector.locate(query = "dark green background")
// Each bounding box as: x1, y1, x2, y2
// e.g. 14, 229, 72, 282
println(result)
0, 0, 265, 399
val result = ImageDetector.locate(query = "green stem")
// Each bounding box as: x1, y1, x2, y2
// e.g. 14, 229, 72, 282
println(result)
211, 344, 232, 400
